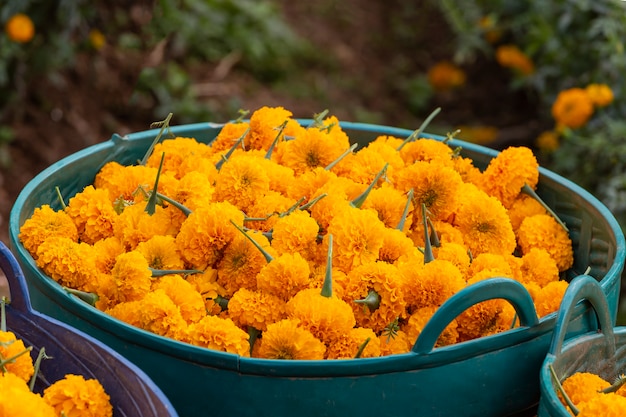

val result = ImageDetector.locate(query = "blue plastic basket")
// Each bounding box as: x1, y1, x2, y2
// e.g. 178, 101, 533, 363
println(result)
0, 240, 178, 416
8, 121, 626, 417
538, 275, 626, 416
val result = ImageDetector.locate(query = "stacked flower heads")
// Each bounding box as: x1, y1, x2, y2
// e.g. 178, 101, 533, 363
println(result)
19, 106, 576, 359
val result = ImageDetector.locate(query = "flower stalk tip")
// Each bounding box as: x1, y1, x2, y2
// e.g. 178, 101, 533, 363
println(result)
142, 113, 173, 165
230, 219, 274, 263
321, 234, 334, 298
63, 287, 99, 306
354, 289, 381, 312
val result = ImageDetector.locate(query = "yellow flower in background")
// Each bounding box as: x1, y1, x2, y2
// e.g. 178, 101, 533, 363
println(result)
5, 14, 34, 43
478, 15, 502, 44
535, 130, 560, 153
43, 374, 113, 417
585, 83, 614, 108
456, 125, 498, 145
88, 29, 106, 50
551, 88, 594, 129
495, 45, 534, 75
427, 61, 466, 91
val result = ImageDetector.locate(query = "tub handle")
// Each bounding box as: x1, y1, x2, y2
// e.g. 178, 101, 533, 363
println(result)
0, 240, 32, 313
412, 277, 539, 354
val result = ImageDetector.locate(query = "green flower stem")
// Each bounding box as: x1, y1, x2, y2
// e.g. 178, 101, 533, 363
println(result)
321, 234, 334, 298
150, 268, 203, 277
279, 196, 307, 217
145, 152, 165, 215
600, 374, 626, 394
396, 189, 414, 231
299, 193, 327, 211
230, 220, 274, 263
155, 192, 192, 216
141, 112, 173, 166
354, 337, 371, 359
1, 297, 6, 332
265, 120, 288, 160
55, 186, 67, 210
521, 183, 568, 232
549, 364, 579, 415
354, 289, 381, 312
325, 143, 358, 171
427, 217, 441, 248
214, 295, 229, 311
216, 127, 249, 170
63, 287, 99, 306
383, 318, 400, 343
29, 347, 50, 392
248, 326, 260, 356
397, 107, 441, 151
422, 203, 435, 264
308, 109, 329, 128
351, 163, 388, 208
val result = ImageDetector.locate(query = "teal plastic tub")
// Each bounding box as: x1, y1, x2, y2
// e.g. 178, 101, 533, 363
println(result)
538, 275, 626, 416
8, 121, 626, 417
0, 240, 178, 416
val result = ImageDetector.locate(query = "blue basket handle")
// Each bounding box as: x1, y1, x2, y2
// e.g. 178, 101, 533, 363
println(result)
0, 240, 32, 313
412, 277, 539, 354
548, 275, 615, 358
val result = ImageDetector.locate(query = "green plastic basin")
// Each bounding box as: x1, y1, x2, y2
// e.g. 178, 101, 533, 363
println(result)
8, 121, 626, 417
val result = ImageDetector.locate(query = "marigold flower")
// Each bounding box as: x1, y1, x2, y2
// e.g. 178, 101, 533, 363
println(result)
247, 106, 294, 151
326, 327, 381, 359
213, 153, 271, 212
227, 288, 287, 331
307, 180, 358, 233
362, 136, 406, 171
110, 250, 153, 303
378, 329, 412, 356
456, 125, 498, 145
186, 269, 225, 315
5, 14, 35, 43
495, 44, 534, 75
453, 184, 516, 257
146, 137, 212, 179
552, 88, 594, 129
427, 61, 466, 91
211, 121, 250, 152
362, 184, 413, 230
326, 206, 387, 273
256, 252, 311, 301
65, 185, 117, 244
400, 259, 466, 311
43, 374, 112, 417
35, 237, 98, 292
19, 204, 78, 258
519, 248, 560, 288
88, 29, 106, 50
285, 166, 337, 202
0, 372, 56, 417
452, 156, 483, 186
455, 295, 512, 342
152, 274, 206, 324
433, 242, 471, 277
286, 288, 356, 344
378, 227, 422, 265
136, 234, 184, 270
480, 146, 539, 209
185, 315, 250, 356
278, 126, 347, 175
113, 202, 177, 250
533, 280, 568, 317
535, 130, 560, 153
344, 262, 407, 333
585, 83, 614, 108
577, 392, 626, 416
507, 194, 547, 233
340, 145, 391, 185
216, 229, 274, 296
270, 210, 320, 256
403, 306, 459, 348
467, 253, 513, 280
92, 236, 125, 274
94, 163, 177, 204
398, 138, 455, 167
517, 214, 574, 272
256, 319, 326, 360
0, 331, 34, 381
176, 201, 245, 269
561, 372, 611, 406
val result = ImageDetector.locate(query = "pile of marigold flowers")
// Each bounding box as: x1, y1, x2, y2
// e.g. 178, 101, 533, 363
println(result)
553, 369, 626, 416
18, 106, 576, 360
0, 299, 113, 417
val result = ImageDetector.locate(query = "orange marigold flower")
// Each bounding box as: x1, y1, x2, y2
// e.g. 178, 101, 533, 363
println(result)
378, 227, 422, 265
176, 201, 245, 269
185, 315, 250, 356
552, 88, 594, 129
507, 194, 547, 233
0, 331, 34, 382
227, 288, 287, 331
433, 242, 471, 277
395, 161, 463, 222
585, 83, 614, 108
270, 210, 319, 256
340, 145, 390, 185
307, 179, 359, 233
216, 229, 274, 296
19, 204, 78, 258
520, 248, 560, 288
285, 166, 337, 202
286, 288, 356, 344
467, 253, 514, 280
403, 306, 459, 348
35, 237, 98, 292
278, 126, 347, 175
362, 136, 406, 171
0, 372, 56, 417
453, 184, 516, 257
88, 29, 106, 50
455, 294, 513, 342
400, 259, 466, 311
451, 156, 483, 186
378, 329, 412, 356
495, 44, 534, 75
43, 374, 112, 417
533, 280, 568, 318
211, 121, 250, 152
427, 61, 466, 91
110, 250, 153, 303
65, 185, 117, 244
213, 153, 271, 212
146, 137, 212, 179
136, 235, 184, 270
398, 138, 455, 167
517, 214, 574, 272
92, 236, 125, 274
164, 170, 216, 230
326, 327, 381, 359
535, 130, 560, 153
562, 372, 611, 406
5, 14, 35, 43
256, 319, 326, 360
362, 184, 413, 230
247, 106, 293, 151
480, 146, 539, 209
256, 252, 311, 301
326, 207, 387, 273
94, 163, 177, 204
113, 202, 177, 250
185, 269, 226, 316
577, 392, 626, 416
244, 191, 296, 233
152, 274, 206, 324
344, 261, 407, 333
